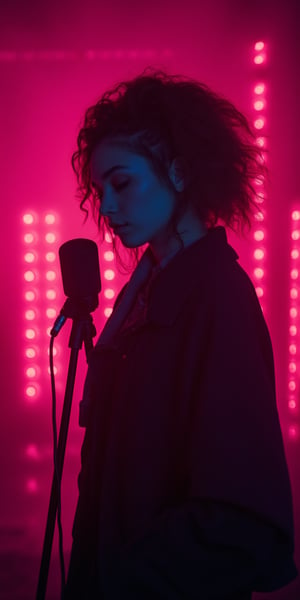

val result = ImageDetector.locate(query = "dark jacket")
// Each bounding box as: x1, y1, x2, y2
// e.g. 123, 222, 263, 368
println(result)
65, 226, 298, 599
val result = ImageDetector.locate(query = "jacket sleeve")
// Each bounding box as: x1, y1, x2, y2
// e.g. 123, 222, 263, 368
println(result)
100, 265, 298, 599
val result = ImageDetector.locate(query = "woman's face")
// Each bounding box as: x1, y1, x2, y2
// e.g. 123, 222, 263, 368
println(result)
90, 137, 205, 263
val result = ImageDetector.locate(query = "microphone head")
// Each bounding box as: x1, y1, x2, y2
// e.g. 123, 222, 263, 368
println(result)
59, 238, 101, 311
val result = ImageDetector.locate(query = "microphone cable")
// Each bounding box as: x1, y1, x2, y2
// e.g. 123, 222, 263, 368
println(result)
49, 334, 66, 600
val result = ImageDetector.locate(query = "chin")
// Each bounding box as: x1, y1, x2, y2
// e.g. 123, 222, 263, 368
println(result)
118, 231, 146, 248
121, 239, 146, 249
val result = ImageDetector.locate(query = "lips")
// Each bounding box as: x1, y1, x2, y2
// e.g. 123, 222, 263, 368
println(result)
109, 222, 128, 228
112, 223, 129, 233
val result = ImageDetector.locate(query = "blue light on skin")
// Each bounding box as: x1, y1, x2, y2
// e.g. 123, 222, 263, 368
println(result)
90, 136, 207, 265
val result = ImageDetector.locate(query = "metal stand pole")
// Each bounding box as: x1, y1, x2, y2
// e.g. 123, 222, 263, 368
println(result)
36, 315, 96, 600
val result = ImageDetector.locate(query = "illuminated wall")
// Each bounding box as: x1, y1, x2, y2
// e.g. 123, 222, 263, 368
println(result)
0, 2, 299, 598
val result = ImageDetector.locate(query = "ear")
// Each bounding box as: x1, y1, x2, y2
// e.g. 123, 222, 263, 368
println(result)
168, 157, 186, 192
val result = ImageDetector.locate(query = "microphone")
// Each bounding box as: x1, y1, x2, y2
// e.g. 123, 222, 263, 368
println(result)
50, 238, 101, 337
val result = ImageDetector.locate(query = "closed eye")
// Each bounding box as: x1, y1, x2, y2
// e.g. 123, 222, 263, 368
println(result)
115, 181, 128, 191
92, 180, 128, 200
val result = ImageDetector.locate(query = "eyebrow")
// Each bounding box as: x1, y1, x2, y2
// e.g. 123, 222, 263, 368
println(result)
94, 165, 128, 184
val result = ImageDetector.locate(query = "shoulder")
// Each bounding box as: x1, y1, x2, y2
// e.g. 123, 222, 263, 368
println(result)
190, 243, 262, 320
186, 250, 273, 359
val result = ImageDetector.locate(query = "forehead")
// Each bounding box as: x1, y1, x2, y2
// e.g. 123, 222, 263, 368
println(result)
90, 139, 146, 180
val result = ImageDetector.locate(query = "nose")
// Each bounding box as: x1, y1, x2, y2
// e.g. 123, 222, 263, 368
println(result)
99, 191, 119, 218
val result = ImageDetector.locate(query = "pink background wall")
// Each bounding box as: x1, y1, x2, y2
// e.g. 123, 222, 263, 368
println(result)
0, 1, 299, 598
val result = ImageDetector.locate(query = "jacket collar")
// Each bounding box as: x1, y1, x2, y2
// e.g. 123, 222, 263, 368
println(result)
145, 226, 239, 326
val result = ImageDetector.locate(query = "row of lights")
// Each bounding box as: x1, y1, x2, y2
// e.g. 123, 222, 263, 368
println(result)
252, 43, 298, 438
23, 212, 61, 402
251, 41, 268, 313
102, 232, 118, 320
288, 210, 300, 433
251, 43, 300, 438
22, 212, 63, 497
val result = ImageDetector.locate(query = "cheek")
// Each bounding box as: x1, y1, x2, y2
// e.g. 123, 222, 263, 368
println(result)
126, 182, 153, 216
128, 179, 173, 222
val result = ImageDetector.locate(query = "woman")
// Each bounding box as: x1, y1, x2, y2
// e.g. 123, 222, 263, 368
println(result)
65, 67, 298, 599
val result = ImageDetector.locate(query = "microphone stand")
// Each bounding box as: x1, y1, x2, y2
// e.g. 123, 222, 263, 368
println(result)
36, 300, 97, 600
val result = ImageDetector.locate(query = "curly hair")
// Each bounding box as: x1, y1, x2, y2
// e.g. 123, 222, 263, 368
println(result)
71, 66, 267, 274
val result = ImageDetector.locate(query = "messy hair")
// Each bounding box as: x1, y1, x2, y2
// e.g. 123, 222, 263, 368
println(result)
71, 66, 267, 274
